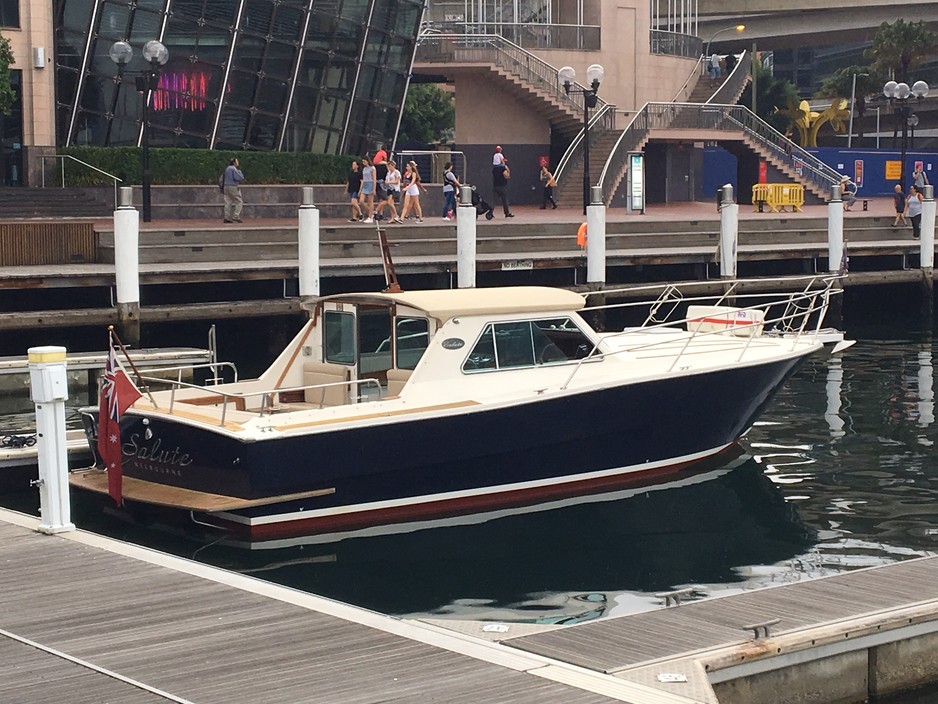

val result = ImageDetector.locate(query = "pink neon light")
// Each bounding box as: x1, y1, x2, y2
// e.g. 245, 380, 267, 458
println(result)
152, 70, 212, 111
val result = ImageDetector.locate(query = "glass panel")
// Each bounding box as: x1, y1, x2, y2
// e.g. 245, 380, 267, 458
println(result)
358, 308, 393, 373
97, 2, 132, 41
272, 4, 303, 43
79, 74, 116, 114
233, 35, 264, 73
214, 107, 250, 147
242, 0, 273, 35
59, 0, 93, 33
226, 69, 260, 107
263, 41, 296, 79
494, 322, 535, 369
324, 310, 356, 365
463, 325, 497, 372
246, 112, 280, 149
107, 115, 140, 145
73, 110, 110, 145
56, 68, 80, 106
257, 77, 289, 114
0, 0, 20, 26
338, 0, 369, 25
395, 317, 429, 370
129, 8, 162, 43
532, 318, 595, 363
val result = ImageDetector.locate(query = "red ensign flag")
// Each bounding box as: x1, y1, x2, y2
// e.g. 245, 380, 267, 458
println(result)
98, 336, 141, 506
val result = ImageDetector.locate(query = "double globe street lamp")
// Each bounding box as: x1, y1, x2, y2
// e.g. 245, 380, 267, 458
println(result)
109, 40, 170, 222
559, 63, 604, 215
883, 79, 929, 190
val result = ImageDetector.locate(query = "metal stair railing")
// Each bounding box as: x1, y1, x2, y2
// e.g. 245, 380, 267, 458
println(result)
598, 101, 841, 205
553, 104, 618, 188
721, 106, 842, 194
414, 33, 611, 118
40, 154, 123, 208
598, 105, 651, 205
706, 50, 751, 105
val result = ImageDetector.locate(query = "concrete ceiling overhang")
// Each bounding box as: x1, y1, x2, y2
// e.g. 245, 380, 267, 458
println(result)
697, 3, 938, 50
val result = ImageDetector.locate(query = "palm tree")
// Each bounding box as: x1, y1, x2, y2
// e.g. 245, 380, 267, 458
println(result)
865, 19, 937, 83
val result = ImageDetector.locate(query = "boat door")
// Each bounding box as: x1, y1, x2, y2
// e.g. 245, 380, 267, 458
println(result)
357, 304, 395, 395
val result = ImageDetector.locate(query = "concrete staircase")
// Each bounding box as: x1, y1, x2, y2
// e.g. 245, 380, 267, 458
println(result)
553, 129, 626, 208
0, 187, 114, 218
488, 66, 583, 137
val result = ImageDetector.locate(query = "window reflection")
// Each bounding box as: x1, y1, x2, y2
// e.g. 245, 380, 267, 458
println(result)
55, 0, 422, 152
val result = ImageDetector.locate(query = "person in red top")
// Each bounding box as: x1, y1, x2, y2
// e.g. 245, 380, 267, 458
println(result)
372, 144, 389, 219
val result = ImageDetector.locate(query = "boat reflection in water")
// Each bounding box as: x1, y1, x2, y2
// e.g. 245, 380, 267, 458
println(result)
177, 444, 815, 624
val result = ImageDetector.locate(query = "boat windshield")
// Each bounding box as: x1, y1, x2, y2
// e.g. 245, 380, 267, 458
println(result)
462, 317, 596, 373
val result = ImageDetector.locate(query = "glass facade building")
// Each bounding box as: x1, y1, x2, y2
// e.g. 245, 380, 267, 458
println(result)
53, 0, 423, 154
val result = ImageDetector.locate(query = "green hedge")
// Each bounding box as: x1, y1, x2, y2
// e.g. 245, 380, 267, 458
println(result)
60, 147, 352, 187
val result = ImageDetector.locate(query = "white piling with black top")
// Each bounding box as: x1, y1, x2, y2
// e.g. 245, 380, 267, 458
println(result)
113, 186, 140, 345
456, 185, 476, 288
921, 184, 935, 271
828, 184, 844, 273
586, 186, 606, 284
719, 184, 738, 279
298, 186, 320, 300
27, 346, 75, 535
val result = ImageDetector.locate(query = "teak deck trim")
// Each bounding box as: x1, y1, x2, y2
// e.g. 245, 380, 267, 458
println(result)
69, 469, 334, 512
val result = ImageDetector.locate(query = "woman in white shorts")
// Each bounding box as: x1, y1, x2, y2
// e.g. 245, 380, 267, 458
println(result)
399, 162, 425, 222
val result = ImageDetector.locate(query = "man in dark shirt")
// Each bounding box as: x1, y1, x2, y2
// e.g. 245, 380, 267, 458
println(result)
492, 159, 513, 218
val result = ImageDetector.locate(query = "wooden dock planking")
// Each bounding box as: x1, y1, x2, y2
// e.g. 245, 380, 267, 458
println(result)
0, 518, 623, 704
0, 637, 168, 704
507, 557, 938, 673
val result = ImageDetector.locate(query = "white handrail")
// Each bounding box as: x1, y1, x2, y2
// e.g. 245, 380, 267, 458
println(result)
40, 154, 123, 208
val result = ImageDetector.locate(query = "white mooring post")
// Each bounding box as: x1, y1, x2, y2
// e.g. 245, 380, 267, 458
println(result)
586, 186, 606, 283
456, 185, 476, 288
28, 346, 75, 534
921, 184, 935, 271
719, 184, 738, 279
113, 186, 141, 346
298, 186, 321, 299
828, 184, 844, 273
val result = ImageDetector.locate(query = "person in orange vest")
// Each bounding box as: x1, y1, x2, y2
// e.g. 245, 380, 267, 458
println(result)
577, 222, 587, 247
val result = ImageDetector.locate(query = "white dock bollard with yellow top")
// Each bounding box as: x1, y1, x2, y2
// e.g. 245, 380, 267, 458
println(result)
28, 346, 76, 534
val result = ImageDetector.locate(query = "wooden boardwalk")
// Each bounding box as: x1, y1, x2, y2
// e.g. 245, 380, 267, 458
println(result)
0, 511, 673, 704
5, 505, 938, 703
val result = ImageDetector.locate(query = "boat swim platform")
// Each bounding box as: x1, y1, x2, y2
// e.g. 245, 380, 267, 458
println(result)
5, 508, 938, 704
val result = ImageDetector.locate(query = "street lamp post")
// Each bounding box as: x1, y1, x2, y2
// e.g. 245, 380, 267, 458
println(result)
704, 24, 745, 64
883, 79, 929, 190
847, 72, 868, 149
559, 64, 604, 215
109, 39, 169, 223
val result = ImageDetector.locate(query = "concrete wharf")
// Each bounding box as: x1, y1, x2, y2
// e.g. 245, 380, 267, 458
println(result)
0, 198, 929, 332
4, 507, 938, 704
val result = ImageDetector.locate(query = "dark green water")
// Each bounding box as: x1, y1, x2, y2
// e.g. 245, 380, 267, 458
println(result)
2, 291, 937, 628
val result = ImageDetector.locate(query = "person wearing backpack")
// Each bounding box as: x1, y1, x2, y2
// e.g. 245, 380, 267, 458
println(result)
442, 162, 460, 220
220, 157, 244, 223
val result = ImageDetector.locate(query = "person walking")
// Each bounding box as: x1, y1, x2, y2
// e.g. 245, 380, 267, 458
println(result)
539, 165, 558, 209
346, 160, 363, 222
221, 157, 244, 223
360, 156, 376, 224
442, 162, 460, 220
709, 52, 721, 79
893, 184, 908, 227
913, 163, 929, 189
399, 162, 425, 223
379, 160, 401, 223
906, 184, 924, 239
492, 158, 513, 217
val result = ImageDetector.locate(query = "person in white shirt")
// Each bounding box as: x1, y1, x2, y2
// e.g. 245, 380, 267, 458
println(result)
379, 160, 402, 223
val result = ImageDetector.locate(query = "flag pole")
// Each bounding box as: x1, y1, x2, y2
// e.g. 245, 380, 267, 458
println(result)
108, 325, 160, 409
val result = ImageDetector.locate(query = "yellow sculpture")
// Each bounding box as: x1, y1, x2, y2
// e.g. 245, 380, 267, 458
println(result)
779, 99, 850, 147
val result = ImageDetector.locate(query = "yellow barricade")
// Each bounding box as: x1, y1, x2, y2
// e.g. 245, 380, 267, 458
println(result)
752, 183, 804, 213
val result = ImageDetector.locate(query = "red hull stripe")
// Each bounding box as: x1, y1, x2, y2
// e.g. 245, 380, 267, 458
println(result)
225, 454, 718, 542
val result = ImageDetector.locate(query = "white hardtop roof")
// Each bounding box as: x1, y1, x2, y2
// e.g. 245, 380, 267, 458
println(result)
314, 286, 586, 321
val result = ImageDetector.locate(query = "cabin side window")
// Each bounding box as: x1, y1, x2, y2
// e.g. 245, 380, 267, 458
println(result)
462, 318, 596, 373
324, 311, 356, 365
395, 317, 430, 370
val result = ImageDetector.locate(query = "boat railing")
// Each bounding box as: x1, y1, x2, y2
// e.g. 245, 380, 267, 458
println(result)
135, 361, 240, 385
561, 275, 843, 389
138, 374, 382, 426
